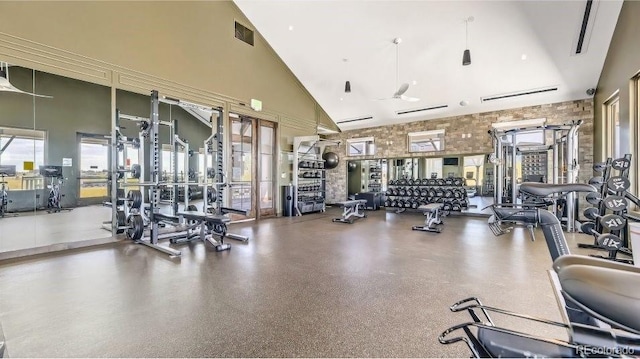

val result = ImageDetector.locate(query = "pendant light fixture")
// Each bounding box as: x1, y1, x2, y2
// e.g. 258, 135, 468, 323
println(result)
343, 58, 351, 93
462, 16, 474, 66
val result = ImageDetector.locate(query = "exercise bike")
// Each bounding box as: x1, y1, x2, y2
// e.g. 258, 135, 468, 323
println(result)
439, 182, 640, 358
0, 165, 16, 218
40, 165, 72, 214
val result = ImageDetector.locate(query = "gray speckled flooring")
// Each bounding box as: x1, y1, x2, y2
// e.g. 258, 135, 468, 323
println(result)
0, 208, 600, 357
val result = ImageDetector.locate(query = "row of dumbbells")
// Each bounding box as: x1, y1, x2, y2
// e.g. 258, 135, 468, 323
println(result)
580, 194, 629, 251
389, 178, 465, 186
299, 184, 321, 192
298, 161, 325, 169
300, 171, 322, 178
299, 195, 324, 202
384, 198, 464, 211
386, 187, 466, 199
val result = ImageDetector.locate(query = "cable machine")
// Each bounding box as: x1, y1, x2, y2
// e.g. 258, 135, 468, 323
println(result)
489, 120, 582, 231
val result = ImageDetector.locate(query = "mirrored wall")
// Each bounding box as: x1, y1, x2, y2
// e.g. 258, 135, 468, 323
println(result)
0, 62, 113, 253
346, 154, 494, 214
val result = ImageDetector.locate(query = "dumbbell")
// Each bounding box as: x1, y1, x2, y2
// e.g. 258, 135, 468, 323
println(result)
444, 190, 453, 198
407, 179, 414, 185
443, 203, 452, 211
607, 176, 631, 192
452, 204, 461, 211
384, 199, 391, 207
602, 195, 629, 211
612, 157, 631, 171
406, 188, 414, 196
398, 188, 406, 196
585, 192, 602, 205
583, 208, 626, 231
411, 200, 419, 209
403, 200, 411, 208
435, 190, 444, 197
428, 179, 436, 186
420, 179, 428, 186
391, 199, 398, 207
398, 179, 407, 185
436, 179, 445, 186
588, 176, 604, 187
453, 178, 463, 186
445, 178, 453, 186
453, 189, 463, 199
593, 162, 607, 173
580, 222, 625, 251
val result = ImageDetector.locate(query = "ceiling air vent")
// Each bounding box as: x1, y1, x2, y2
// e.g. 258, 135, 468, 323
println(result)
481, 86, 558, 103
572, 0, 599, 55
397, 105, 448, 115
336, 116, 373, 124
235, 21, 254, 46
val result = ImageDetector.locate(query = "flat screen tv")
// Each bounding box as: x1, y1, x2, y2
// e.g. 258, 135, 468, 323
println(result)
443, 157, 459, 166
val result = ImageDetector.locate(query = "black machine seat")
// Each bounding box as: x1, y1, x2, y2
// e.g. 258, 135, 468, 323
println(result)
178, 211, 230, 223
418, 203, 444, 212
477, 327, 575, 358
557, 264, 640, 333
553, 254, 640, 274
519, 182, 596, 197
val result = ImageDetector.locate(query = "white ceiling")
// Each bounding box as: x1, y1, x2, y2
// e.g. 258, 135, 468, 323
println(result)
234, 0, 623, 131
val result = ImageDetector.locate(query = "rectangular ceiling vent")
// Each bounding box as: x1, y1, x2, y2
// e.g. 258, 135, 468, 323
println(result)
397, 105, 448, 115
481, 86, 558, 102
572, 0, 599, 55
336, 116, 373, 124
235, 21, 254, 46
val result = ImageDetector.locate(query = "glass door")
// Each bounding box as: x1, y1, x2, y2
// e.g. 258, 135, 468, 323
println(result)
259, 121, 275, 217
230, 116, 255, 219
78, 134, 109, 205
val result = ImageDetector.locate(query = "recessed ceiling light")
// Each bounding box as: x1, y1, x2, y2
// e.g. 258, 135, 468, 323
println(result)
412, 80, 418, 85
459, 100, 469, 106
340, 97, 344, 101
521, 54, 527, 60
288, 25, 294, 31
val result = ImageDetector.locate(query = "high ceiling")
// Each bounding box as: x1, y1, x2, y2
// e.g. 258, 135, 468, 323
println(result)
234, 0, 623, 131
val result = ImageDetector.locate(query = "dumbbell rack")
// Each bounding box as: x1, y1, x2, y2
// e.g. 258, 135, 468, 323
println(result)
367, 163, 382, 192
580, 154, 634, 264
383, 178, 469, 213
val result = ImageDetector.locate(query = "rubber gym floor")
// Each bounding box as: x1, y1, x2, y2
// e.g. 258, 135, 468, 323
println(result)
0, 208, 596, 357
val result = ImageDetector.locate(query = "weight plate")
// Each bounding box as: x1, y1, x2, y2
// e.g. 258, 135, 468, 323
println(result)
603, 195, 628, 211
596, 233, 622, 251
580, 221, 596, 235
131, 164, 141, 179
611, 158, 631, 171
583, 207, 599, 220
127, 190, 142, 209
585, 192, 602, 205
607, 176, 631, 192
600, 214, 626, 231
126, 214, 144, 240
588, 176, 604, 186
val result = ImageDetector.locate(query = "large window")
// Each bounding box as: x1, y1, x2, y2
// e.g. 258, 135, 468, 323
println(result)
408, 130, 444, 153
603, 92, 621, 159
346, 137, 376, 156
0, 127, 46, 190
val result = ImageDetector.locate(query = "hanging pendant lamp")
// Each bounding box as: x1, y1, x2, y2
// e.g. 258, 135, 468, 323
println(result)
462, 17, 473, 66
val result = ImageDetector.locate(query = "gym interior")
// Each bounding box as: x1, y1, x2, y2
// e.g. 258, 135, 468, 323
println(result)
0, 1, 639, 357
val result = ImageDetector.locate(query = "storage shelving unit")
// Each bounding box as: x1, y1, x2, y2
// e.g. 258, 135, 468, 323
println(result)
292, 135, 340, 216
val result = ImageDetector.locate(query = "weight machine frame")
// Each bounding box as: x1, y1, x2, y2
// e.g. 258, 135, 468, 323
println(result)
490, 120, 582, 231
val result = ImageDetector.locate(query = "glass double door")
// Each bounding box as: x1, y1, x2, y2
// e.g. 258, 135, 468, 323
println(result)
230, 115, 275, 219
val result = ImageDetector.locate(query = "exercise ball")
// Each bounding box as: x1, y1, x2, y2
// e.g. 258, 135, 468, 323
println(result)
347, 161, 357, 172
323, 151, 339, 169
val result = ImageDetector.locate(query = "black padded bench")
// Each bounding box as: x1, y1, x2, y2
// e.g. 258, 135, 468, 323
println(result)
175, 210, 231, 251
332, 199, 367, 224
412, 203, 444, 233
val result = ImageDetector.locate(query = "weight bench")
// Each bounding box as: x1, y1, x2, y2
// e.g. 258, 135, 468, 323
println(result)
332, 199, 367, 224
174, 211, 231, 251
412, 203, 444, 233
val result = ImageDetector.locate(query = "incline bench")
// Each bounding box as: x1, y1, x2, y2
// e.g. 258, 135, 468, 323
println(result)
174, 210, 231, 251
332, 199, 367, 224
412, 203, 444, 233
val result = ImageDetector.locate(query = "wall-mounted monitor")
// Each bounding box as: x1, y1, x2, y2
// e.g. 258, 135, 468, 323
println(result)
443, 157, 459, 166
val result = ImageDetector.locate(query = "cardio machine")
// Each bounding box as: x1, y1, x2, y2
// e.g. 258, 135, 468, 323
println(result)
439, 182, 640, 358
0, 165, 16, 218
40, 165, 72, 213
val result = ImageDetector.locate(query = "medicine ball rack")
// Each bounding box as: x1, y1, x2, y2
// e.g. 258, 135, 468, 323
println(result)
383, 177, 469, 213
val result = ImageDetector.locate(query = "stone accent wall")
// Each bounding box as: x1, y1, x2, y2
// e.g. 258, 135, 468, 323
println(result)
324, 99, 594, 203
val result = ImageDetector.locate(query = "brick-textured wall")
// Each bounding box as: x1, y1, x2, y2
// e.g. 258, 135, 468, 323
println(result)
324, 99, 594, 203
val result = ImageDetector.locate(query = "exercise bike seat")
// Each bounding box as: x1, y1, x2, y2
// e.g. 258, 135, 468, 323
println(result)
557, 264, 640, 333
519, 182, 597, 197
553, 254, 640, 274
